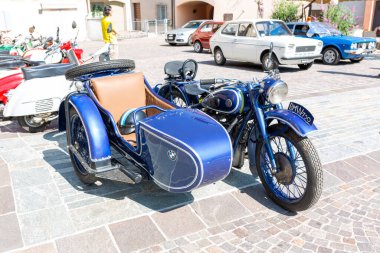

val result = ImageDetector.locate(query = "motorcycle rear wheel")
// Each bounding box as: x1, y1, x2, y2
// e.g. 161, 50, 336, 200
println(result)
254, 124, 323, 212
68, 107, 97, 185
17, 115, 48, 133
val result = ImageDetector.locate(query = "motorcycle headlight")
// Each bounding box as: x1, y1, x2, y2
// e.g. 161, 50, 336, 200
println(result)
351, 43, 357, 49
266, 80, 288, 104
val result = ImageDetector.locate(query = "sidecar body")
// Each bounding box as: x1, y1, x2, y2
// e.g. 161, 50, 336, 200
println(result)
61, 71, 233, 193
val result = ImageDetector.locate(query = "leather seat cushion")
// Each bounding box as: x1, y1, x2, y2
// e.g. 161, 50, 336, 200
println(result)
91, 72, 146, 123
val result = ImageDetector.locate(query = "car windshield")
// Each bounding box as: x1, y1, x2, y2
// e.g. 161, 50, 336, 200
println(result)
308, 22, 342, 36
182, 21, 203, 29
255, 21, 292, 36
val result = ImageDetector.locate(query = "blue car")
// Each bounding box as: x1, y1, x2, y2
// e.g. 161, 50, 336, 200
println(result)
287, 22, 377, 65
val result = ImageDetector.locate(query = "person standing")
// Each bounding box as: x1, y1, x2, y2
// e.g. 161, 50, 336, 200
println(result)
101, 5, 118, 59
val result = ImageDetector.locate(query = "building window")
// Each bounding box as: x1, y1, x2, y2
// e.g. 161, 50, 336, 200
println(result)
157, 4, 167, 20
91, 2, 105, 18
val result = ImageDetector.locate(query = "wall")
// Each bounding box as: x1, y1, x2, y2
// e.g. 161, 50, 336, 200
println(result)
131, 0, 173, 21
176, 2, 213, 27
0, 0, 88, 41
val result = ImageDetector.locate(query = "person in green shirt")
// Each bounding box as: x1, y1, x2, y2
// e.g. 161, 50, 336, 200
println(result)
101, 5, 118, 59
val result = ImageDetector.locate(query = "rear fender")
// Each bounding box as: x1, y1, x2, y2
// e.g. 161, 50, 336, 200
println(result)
66, 93, 111, 162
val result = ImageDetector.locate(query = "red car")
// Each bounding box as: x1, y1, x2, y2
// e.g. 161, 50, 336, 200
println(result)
191, 21, 224, 53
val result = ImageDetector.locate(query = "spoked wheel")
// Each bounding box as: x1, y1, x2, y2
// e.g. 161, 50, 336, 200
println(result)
164, 90, 188, 107
68, 108, 97, 185
254, 124, 323, 212
17, 115, 49, 133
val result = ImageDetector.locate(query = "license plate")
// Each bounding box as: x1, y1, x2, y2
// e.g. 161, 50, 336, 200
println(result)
288, 102, 314, 125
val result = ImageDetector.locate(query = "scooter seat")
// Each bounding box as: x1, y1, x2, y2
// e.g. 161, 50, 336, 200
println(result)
0, 55, 21, 61
22, 63, 75, 80
0, 59, 44, 69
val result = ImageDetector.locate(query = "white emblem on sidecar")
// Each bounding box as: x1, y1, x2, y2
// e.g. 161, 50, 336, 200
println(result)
167, 150, 177, 161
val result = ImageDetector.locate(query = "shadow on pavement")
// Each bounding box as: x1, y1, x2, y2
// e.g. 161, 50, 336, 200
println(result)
318, 70, 380, 79
197, 60, 301, 73
41, 131, 289, 215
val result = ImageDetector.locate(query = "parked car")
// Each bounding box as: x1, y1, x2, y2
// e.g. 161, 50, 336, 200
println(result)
287, 22, 377, 65
191, 21, 224, 53
210, 19, 323, 70
165, 20, 210, 46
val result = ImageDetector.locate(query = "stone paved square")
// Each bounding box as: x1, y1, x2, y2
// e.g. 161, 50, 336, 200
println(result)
0, 36, 379, 252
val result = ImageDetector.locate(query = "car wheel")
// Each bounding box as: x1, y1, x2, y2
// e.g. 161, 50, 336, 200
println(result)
169, 43, 176, 46
262, 52, 279, 71
214, 48, 226, 65
322, 47, 340, 65
298, 62, 313, 70
350, 57, 364, 63
193, 41, 203, 53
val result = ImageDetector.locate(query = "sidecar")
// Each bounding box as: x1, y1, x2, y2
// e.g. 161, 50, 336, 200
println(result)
60, 60, 232, 193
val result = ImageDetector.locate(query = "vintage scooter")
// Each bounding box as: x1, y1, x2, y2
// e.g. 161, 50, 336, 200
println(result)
2, 47, 110, 132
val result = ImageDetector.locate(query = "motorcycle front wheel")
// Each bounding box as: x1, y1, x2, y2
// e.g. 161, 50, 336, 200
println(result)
254, 124, 323, 212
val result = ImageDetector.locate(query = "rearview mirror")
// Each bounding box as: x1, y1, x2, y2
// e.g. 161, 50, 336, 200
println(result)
72, 21, 77, 29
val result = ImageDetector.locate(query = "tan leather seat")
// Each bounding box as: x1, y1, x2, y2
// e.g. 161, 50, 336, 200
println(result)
91, 72, 174, 145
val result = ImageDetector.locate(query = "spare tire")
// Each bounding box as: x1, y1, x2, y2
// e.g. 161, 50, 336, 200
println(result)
65, 59, 135, 81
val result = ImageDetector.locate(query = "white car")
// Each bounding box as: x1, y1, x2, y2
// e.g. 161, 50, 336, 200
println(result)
210, 19, 323, 70
165, 20, 210, 46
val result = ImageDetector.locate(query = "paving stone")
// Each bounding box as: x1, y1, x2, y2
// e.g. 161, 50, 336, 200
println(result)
0, 186, 15, 215
323, 161, 365, 182
109, 216, 165, 252
323, 170, 344, 189
0, 163, 10, 187
12, 243, 57, 253
0, 213, 23, 252
11, 167, 52, 189
55, 227, 118, 253
368, 150, 380, 163
18, 206, 75, 245
151, 206, 205, 240
345, 155, 380, 175
191, 193, 250, 227
14, 183, 61, 213
0, 147, 40, 164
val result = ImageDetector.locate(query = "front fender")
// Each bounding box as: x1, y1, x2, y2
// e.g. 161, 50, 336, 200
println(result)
67, 93, 111, 162
266, 109, 317, 137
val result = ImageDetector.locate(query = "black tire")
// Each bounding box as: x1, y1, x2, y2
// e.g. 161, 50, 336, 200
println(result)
322, 47, 340, 65
169, 43, 176, 46
350, 57, 364, 63
214, 48, 226, 66
164, 89, 187, 107
17, 115, 49, 133
65, 59, 135, 81
193, 41, 203, 53
232, 144, 245, 168
298, 62, 313, 70
68, 107, 97, 185
262, 53, 279, 71
253, 124, 323, 212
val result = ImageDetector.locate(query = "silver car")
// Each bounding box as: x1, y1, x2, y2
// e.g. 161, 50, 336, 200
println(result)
165, 20, 210, 46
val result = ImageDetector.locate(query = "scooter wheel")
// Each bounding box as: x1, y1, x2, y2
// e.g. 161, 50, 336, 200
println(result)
65, 59, 135, 81
17, 115, 48, 133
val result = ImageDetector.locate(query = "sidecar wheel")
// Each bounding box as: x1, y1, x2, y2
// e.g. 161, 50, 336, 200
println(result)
17, 115, 48, 133
65, 59, 135, 81
68, 107, 97, 185
254, 124, 323, 212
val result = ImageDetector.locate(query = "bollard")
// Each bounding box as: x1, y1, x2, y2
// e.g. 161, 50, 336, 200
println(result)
155, 19, 158, 34
164, 19, 168, 34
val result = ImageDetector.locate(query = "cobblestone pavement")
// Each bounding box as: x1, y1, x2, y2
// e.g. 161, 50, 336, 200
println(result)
0, 36, 379, 252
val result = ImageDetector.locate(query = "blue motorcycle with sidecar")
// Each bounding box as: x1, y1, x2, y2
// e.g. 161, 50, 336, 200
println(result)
154, 45, 323, 212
